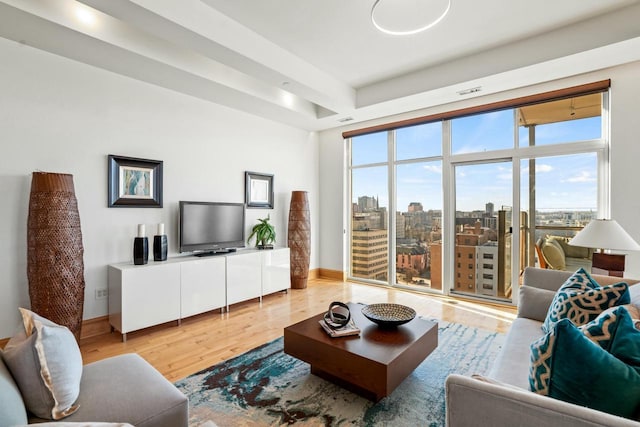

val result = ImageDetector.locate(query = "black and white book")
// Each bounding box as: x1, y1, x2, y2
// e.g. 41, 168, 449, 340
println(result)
319, 317, 360, 337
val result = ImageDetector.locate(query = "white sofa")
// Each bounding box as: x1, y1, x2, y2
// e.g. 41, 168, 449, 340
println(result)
446, 267, 640, 427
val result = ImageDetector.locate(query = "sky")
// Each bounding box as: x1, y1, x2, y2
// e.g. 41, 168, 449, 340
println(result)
351, 110, 600, 213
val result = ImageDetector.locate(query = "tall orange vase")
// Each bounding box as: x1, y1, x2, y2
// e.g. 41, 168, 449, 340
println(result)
288, 191, 310, 289
27, 172, 85, 342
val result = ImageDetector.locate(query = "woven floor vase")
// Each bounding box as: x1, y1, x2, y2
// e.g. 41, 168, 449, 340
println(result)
288, 191, 310, 289
27, 172, 85, 342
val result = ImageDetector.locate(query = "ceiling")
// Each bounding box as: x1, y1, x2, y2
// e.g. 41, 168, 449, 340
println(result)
1, 0, 640, 131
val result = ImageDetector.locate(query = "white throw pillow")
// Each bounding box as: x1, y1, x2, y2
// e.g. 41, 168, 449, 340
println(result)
3, 308, 83, 420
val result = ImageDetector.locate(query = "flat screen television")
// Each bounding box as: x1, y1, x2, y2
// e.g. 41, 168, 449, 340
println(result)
179, 201, 246, 255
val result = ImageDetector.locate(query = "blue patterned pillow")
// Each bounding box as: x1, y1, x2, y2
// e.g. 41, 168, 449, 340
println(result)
530, 306, 638, 395
581, 305, 640, 353
529, 316, 640, 419
542, 268, 629, 333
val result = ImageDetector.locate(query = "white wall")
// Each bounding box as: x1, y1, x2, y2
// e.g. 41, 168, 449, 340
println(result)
0, 38, 319, 338
318, 61, 640, 280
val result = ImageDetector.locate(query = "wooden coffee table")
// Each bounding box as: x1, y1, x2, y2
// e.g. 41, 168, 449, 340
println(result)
284, 302, 438, 401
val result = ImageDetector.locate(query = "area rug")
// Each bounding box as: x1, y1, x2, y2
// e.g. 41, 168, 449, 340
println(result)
175, 321, 504, 427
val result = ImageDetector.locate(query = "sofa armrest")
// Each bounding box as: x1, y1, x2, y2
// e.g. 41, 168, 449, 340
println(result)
445, 374, 639, 427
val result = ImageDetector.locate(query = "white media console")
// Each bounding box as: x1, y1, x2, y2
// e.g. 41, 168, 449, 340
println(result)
108, 247, 290, 342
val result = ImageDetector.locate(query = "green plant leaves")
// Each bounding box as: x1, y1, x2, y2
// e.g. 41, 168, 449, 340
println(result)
247, 215, 276, 246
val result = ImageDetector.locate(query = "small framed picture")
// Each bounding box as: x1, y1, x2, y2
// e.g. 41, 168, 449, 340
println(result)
108, 155, 163, 207
245, 171, 274, 209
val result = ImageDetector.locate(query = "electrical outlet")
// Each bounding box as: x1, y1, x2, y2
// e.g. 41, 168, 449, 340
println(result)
95, 288, 108, 300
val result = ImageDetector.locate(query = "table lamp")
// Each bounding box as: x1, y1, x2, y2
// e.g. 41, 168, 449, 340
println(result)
569, 219, 640, 277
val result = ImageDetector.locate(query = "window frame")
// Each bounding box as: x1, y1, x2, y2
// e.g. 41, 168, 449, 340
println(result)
345, 82, 610, 305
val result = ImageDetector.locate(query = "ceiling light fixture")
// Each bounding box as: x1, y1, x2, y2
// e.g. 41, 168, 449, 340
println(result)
371, 0, 451, 36
75, 7, 96, 26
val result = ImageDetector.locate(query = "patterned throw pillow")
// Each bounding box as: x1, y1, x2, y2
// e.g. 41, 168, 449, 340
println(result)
529, 314, 640, 419
541, 268, 629, 333
582, 305, 640, 349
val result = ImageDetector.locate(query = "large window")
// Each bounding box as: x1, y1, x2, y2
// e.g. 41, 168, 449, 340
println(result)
347, 83, 608, 304
351, 134, 389, 282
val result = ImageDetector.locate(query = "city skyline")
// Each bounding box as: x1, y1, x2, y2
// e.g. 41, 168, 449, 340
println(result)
352, 113, 600, 213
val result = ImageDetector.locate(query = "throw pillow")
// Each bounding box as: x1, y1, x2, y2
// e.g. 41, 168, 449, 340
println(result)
529, 317, 640, 419
580, 306, 640, 359
541, 268, 629, 333
3, 308, 83, 420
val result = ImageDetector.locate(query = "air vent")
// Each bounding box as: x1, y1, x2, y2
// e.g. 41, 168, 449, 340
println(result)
457, 87, 482, 96
338, 117, 354, 123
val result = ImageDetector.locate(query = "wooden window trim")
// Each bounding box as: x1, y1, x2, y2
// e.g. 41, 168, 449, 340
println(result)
342, 80, 610, 139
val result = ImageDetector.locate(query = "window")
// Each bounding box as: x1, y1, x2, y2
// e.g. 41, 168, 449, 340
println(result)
452, 110, 514, 154
350, 136, 389, 282
347, 81, 608, 304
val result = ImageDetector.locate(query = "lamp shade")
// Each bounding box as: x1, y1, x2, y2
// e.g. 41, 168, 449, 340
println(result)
569, 219, 640, 252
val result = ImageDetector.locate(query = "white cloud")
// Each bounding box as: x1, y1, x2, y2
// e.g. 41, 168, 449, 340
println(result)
536, 164, 553, 173
423, 164, 442, 173
566, 170, 595, 183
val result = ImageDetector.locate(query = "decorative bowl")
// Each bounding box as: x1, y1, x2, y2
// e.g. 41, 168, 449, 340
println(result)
361, 303, 416, 327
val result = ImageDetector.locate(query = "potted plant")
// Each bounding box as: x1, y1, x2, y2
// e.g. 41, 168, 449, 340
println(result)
247, 215, 276, 249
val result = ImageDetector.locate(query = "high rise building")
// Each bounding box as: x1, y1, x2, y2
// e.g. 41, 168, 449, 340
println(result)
358, 195, 378, 212
408, 202, 423, 213
396, 212, 406, 239
351, 229, 388, 280
485, 202, 494, 217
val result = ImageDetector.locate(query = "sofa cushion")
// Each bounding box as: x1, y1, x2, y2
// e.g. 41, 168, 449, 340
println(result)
541, 238, 566, 270
542, 268, 629, 333
36, 354, 189, 427
3, 308, 82, 420
517, 285, 557, 322
530, 316, 640, 419
488, 317, 545, 389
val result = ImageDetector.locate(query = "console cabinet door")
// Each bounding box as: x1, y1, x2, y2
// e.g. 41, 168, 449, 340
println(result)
180, 257, 226, 318
262, 248, 291, 296
226, 252, 262, 306
110, 263, 181, 334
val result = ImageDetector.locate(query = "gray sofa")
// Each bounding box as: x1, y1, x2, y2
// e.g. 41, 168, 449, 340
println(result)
446, 267, 640, 427
0, 352, 188, 427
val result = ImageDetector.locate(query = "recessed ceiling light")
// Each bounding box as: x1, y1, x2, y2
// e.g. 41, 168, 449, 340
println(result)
75, 7, 96, 26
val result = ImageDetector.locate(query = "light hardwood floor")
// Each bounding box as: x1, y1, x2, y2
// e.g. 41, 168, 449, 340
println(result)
80, 278, 517, 382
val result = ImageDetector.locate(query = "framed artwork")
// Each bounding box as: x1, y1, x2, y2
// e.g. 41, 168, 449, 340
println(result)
108, 155, 163, 207
245, 171, 274, 209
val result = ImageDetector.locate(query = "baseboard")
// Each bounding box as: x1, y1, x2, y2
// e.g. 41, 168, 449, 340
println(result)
0, 315, 111, 347
317, 268, 345, 281
80, 315, 111, 340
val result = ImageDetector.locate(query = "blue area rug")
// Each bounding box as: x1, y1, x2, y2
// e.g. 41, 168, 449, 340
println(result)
175, 321, 504, 426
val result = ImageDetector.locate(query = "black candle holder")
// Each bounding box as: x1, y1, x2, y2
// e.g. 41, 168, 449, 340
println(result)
133, 236, 149, 265
153, 234, 168, 261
